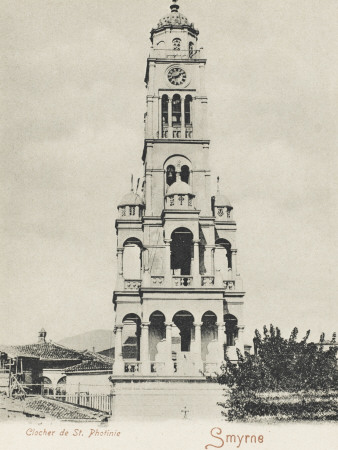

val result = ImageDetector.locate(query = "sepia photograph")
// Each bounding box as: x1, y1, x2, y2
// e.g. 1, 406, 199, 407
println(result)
1, 0, 337, 448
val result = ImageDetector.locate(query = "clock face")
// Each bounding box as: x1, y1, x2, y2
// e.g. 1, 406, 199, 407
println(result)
167, 67, 187, 86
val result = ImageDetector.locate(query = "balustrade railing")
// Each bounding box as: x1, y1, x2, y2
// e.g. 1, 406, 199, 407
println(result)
151, 276, 164, 286
124, 361, 142, 374
124, 279, 142, 290
223, 280, 235, 290
149, 48, 202, 60
173, 276, 193, 287
150, 361, 165, 374
203, 362, 219, 374
201, 276, 215, 286
161, 125, 193, 139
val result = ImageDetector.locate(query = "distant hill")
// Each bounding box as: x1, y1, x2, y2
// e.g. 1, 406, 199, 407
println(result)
58, 329, 114, 353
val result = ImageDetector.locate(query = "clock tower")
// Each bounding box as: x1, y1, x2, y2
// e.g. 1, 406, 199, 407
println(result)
112, 0, 245, 380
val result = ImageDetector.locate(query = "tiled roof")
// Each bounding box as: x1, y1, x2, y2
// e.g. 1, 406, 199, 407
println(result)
0, 343, 84, 360
25, 396, 109, 421
65, 359, 113, 373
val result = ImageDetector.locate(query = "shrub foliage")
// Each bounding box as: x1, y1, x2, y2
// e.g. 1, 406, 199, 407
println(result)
217, 326, 337, 421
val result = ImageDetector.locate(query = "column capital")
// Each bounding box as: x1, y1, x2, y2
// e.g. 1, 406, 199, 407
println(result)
117, 248, 124, 253
193, 322, 203, 327
114, 324, 123, 332
141, 322, 151, 328
164, 239, 172, 245
216, 322, 225, 327
193, 239, 200, 245
231, 249, 238, 253
164, 322, 173, 327
238, 326, 245, 331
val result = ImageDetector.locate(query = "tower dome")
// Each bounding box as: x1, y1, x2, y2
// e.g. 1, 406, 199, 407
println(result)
166, 180, 193, 196
118, 192, 144, 208
151, 0, 199, 40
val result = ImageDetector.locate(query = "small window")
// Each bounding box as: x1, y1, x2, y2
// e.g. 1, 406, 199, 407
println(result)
173, 38, 181, 51
181, 165, 190, 184
162, 95, 169, 125
129, 206, 136, 216
184, 95, 192, 125
189, 42, 194, 58
166, 165, 176, 186
121, 207, 126, 217
172, 94, 181, 124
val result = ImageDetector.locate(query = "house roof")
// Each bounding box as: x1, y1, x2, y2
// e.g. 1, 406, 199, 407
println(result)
0, 342, 85, 361
65, 359, 113, 373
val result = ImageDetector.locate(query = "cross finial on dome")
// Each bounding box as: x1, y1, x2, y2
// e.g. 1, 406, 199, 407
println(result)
170, 0, 179, 13
217, 176, 220, 193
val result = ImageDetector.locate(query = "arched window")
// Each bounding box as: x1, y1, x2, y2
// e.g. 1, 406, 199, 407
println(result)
181, 165, 190, 184
166, 165, 176, 186
122, 313, 141, 361
171, 228, 193, 275
173, 38, 181, 51
189, 42, 194, 58
184, 95, 192, 125
172, 94, 181, 125
224, 314, 238, 346
162, 95, 169, 125
173, 311, 195, 352
123, 238, 143, 279
201, 311, 217, 361
215, 239, 232, 280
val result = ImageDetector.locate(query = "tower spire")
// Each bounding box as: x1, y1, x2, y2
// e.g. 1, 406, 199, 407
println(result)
170, 0, 179, 13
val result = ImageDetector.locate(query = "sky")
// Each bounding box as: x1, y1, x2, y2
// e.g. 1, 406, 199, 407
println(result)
1, 0, 337, 346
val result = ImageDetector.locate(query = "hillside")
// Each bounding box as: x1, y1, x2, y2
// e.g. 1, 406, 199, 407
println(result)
58, 329, 114, 352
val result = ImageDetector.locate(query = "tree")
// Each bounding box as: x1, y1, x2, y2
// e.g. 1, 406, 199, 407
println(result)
216, 326, 337, 421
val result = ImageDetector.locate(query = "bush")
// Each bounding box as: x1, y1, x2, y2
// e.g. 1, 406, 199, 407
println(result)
217, 326, 337, 421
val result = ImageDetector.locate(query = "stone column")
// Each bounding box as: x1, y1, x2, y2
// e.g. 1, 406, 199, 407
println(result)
113, 325, 124, 375
193, 322, 203, 373
168, 98, 173, 138
164, 239, 172, 286
181, 95, 185, 136
216, 322, 226, 362
237, 326, 245, 355
192, 240, 200, 286
164, 322, 174, 375
140, 322, 150, 375
116, 248, 124, 289
145, 171, 152, 214
231, 249, 238, 277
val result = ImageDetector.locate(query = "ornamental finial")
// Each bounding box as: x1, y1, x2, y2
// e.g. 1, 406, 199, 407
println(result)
217, 176, 220, 193
170, 0, 179, 13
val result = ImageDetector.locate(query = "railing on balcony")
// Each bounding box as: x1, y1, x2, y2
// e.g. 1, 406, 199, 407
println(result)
150, 361, 166, 375
173, 276, 193, 287
149, 48, 202, 60
161, 124, 193, 139
201, 276, 215, 286
124, 279, 142, 290
203, 362, 219, 375
151, 276, 165, 286
124, 361, 142, 374
223, 280, 235, 291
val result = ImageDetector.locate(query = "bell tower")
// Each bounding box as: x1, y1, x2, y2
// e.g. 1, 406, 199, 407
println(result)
112, 1, 245, 379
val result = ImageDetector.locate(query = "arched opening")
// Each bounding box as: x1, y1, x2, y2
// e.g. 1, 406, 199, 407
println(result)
162, 95, 169, 125
157, 40, 165, 48
189, 41, 194, 58
40, 377, 53, 396
224, 314, 238, 346
56, 376, 66, 397
173, 38, 181, 51
172, 94, 181, 125
122, 313, 141, 361
215, 239, 232, 280
184, 95, 192, 125
181, 165, 190, 184
123, 238, 142, 279
171, 227, 193, 276
166, 165, 176, 186
201, 311, 217, 361
173, 311, 195, 352
149, 311, 166, 361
